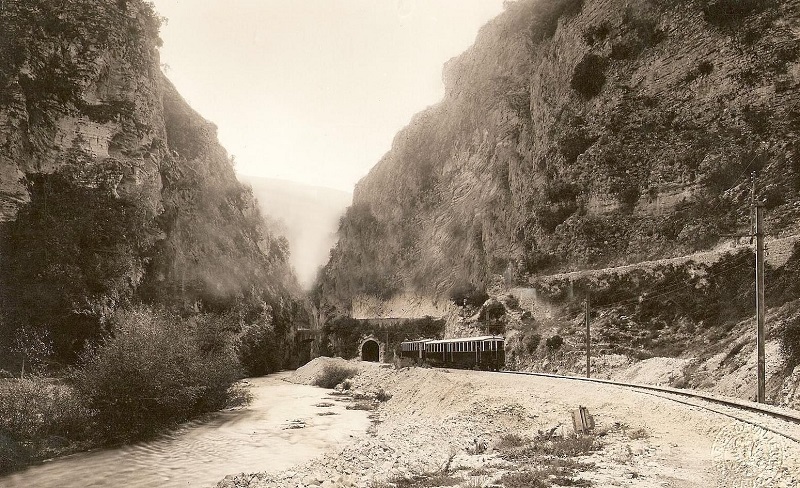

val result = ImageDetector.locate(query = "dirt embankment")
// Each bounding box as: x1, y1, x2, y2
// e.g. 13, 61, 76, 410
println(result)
218, 358, 800, 488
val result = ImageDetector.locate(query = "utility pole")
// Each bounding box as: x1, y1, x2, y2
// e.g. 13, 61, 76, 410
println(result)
723, 173, 767, 403
754, 176, 766, 403
584, 297, 591, 378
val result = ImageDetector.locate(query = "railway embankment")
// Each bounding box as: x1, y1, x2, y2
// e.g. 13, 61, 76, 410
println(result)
218, 358, 800, 488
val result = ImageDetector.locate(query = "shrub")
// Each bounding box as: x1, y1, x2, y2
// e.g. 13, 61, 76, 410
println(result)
448, 282, 489, 308
703, 0, 771, 28
627, 427, 650, 440
570, 54, 608, 99
497, 433, 529, 450
236, 321, 282, 377
479, 300, 507, 322
546, 435, 601, 457
0, 377, 91, 473
780, 314, 800, 367
505, 294, 521, 310
582, 22, 610, 46
0, 378, 89, 441
314, 363, 358, 389
75, 307, 242, 440
346, 401, 375, 411
524, 333, 542, 353
546, 335, 565, 351
375, 388, 392, 402
499, 471, 548, 488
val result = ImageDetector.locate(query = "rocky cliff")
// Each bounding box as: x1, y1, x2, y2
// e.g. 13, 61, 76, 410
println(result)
319, 0, 800, 313
0, 0, 297, 358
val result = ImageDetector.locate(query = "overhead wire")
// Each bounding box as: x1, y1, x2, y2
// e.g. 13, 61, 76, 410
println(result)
579, 250, 753, 310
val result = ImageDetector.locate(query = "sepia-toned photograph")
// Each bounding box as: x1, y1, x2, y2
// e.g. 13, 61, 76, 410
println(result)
1, 0, 799, 486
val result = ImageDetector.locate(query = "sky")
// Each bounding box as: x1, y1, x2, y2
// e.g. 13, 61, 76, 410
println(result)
150, 0, 506, 193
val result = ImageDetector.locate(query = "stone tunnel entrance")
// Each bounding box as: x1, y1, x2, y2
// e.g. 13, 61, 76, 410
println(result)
361, 339, 380, 362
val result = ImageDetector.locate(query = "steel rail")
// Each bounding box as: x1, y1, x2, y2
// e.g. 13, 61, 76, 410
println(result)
498, 370, 800, 443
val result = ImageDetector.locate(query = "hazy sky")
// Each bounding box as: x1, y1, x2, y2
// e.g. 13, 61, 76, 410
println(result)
151, 0, 505, 192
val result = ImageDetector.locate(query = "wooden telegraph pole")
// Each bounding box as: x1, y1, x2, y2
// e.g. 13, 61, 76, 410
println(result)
725, 173, 767, 403
754, 178, 766, 403
584, 297, 591, 378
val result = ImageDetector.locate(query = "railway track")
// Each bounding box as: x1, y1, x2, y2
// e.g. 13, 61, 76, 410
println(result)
499, 370, 800, 443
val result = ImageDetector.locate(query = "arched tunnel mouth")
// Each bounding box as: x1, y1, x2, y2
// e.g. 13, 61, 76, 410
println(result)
361, 340, 380, 362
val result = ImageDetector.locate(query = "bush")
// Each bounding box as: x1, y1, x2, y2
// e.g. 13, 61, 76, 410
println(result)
703, 0, 771, 28
75, 307, 242, 440
499, 471, 548, 488
497, 433, 529, 450
546, 335, 565, 351
236, 321, 282, 377
505, 294, 520, 310
524, 332, 542, 354
570, 54, 608, 99
448, 282, 489, 308
314, 363, 358, 389
780, 314, 800, 367
479, 300, 507, 323
0, 378, 89, 441
0, 377, 91, 474
375, 388, 392, 402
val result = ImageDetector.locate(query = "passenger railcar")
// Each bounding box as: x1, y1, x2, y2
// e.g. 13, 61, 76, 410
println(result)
400, 336, 504, 370
399, 339, 430, 361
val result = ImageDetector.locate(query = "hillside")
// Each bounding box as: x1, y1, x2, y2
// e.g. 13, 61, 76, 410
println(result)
314, 0, 800, 407
318, 0, 800, 313
0, 0, 300, 363
240, 175, 351, 289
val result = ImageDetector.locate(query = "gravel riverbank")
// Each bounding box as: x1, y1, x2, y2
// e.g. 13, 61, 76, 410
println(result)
218, 358, 800, 488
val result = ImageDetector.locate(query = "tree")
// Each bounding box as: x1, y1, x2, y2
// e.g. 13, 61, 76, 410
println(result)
0, 164, 159, 360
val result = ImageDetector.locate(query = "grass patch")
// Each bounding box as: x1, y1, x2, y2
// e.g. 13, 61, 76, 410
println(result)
497, 433, 600, 486
469, 467, 492, 476
502, 434, 600, 461
375, 388, 392, 402
499, 470, 549, 488
497, 433, 529, 450
314, 363, 358, 389
627, 427, 650, 440
346, 400, 376, 411
391, 473, 462, 488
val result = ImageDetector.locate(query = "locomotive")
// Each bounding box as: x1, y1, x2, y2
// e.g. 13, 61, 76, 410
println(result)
399, 336, 505, 370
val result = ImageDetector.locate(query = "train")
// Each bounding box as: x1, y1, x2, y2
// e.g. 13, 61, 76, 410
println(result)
399, 335, 505, 370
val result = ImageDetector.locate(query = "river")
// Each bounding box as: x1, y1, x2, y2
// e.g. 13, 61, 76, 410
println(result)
0, 372, 371, 488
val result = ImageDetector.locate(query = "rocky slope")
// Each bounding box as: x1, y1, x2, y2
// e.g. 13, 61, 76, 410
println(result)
0, 0, 297, 359
318, 0, 800, 313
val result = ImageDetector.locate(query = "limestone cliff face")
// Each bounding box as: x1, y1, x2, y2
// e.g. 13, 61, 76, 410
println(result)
320, 0, 800, 312
0, 0, 166, 221
0, 0, 295, 341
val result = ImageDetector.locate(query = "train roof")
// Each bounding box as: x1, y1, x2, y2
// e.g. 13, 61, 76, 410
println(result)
425, 336, 504, 344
